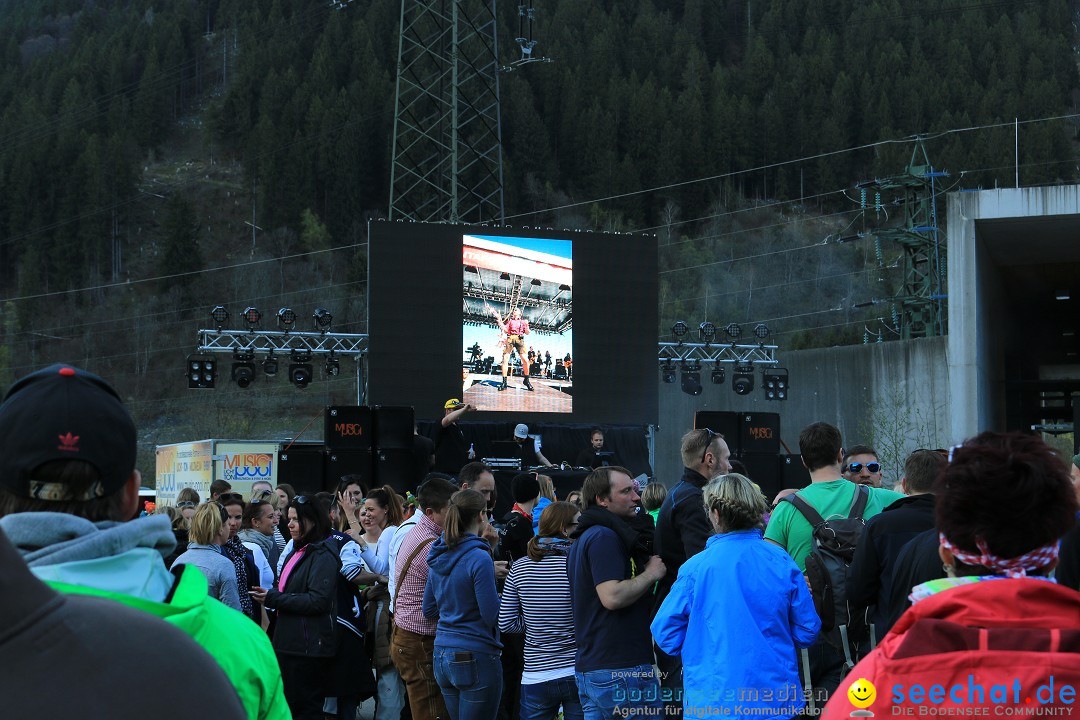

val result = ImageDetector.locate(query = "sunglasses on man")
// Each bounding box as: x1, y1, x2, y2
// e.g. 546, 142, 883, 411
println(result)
700, 428, 722, 464
843, 461, 881, 474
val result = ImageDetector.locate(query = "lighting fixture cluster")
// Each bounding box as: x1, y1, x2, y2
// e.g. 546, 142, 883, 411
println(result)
669, 321, 771, 343
210, 305, 334, 333
189, 305, 345, 389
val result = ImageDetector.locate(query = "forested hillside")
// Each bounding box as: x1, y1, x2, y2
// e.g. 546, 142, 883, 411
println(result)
0, 0, 1076, 467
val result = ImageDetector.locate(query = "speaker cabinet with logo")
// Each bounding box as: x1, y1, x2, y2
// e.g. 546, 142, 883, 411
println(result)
375, 405, 415, 450
375, 448, 417, 494
325, 406, 372, 452
693, 411, 741, 454
326, 450, 374, 493
738, 413, 781, 456
277, 444, 327, 495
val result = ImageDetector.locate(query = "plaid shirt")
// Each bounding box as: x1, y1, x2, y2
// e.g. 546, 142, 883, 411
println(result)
393, 513, 442, 636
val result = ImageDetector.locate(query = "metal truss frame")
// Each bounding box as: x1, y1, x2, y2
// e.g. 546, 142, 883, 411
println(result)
658, 341, 779, 366
197, 329, 368, 356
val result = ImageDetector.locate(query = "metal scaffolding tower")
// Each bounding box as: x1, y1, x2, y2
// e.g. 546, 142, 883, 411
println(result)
388, 0, 505, 224
860, 141, 948, 339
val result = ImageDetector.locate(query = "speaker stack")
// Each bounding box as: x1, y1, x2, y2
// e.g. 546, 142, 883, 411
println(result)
324, 406, 373, 491
693, 411, 793, 499
373, 405, 416, 494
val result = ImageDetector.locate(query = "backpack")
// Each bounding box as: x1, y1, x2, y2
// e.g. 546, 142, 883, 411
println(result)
781, 484, 870, 669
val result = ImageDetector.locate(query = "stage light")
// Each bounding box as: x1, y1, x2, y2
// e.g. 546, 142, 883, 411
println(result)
724, 323, 742, 340
289, 351, 313, 388
558, 283, 571, 291
680, 361, 702, 396
699, 322, 716, 343
530, 278, 542, 286
277, 307, 296, 331
500, 272, 512, 280
231, 351, 256, 389
210, 305, 229, 329
763, 368, 789, 401
732, 364, 754, 395
262, 352, 279, 377
711, 365, 726, 385
313, 307, 333, 332
671, 321, 689, 341
325, 353, 340, 377
242, 307, 262, 330
187, 354, 216, 389
661, 359, 676, 383
753, 323, 771, 340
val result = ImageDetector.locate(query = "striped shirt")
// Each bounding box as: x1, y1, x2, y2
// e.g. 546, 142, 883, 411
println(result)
498, 552, 576, 681
394, 513, 442, 636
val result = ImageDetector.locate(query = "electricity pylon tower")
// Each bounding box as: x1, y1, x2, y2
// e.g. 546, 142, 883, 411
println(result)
859, 140, 949, 339
388, 0, 506, 224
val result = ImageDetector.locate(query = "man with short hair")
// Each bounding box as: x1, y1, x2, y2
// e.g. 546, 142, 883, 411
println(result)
435, 399, 474, 474
568, 466, 666, 719
842, 444, 884, 488
210, 478, 233, 501
764, 422, 904, 702
653, 428, 732, 715
0, 364, 288, 720
392, 475, 459, 720
848, 449, 944, 638
459, 460, 496, 509
576, 428, 617, 469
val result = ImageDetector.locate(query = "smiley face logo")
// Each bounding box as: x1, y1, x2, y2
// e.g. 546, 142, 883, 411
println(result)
848, 678, 877, 710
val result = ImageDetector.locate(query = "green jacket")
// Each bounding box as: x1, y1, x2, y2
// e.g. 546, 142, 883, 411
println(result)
50, 566, 289, 720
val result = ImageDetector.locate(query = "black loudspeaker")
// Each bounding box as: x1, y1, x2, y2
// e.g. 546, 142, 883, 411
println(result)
325, 406, 372, 452
740, 453, 782, 501
277, 444, 327, 495
326, 450, 374, 493
738, 412, 781, 455
781, 454, 811, 490
375, 448, 416, 495
693, 411, 741, 454
375, 405, 415, 450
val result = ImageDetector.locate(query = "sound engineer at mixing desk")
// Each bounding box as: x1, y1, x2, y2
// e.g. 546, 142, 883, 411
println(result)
512, 423, 553, 467
575, 428, 618, 469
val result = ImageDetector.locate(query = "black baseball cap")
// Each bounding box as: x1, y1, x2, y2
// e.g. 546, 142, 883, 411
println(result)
0, 364, 137, 501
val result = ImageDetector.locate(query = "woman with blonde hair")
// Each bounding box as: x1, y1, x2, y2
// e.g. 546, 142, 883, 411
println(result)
531, 474, 556, 534
651, 473, 819, 719
423, 489, 502, 720
500, 501, 583, 720
170, 502, 243, 611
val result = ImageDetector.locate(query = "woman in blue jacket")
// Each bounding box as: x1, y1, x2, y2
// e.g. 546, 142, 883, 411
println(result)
651, 474, 820, 719
423, 489, 502, 720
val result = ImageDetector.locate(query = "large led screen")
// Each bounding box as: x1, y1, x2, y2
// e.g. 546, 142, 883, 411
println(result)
368, 221, 657, 426
462, 234, 573, 413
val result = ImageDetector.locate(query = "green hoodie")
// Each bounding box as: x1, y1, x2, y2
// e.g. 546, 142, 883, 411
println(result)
49, 565, 289, 720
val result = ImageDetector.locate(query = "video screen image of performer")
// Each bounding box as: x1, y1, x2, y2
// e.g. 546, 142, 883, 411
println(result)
490, 305, 533, 392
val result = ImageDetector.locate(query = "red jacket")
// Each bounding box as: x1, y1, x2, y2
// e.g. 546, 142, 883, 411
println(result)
826, 578, 1080, 715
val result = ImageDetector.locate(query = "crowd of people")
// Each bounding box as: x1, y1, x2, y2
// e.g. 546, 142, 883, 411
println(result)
2, 363, 1080, 720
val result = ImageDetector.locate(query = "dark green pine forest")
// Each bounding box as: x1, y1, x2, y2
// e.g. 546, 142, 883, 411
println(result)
0, 0, 1077, 475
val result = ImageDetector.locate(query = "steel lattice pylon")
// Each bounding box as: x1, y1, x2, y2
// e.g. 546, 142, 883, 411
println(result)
389, 0, 505, 224
862, 141, 948, 339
